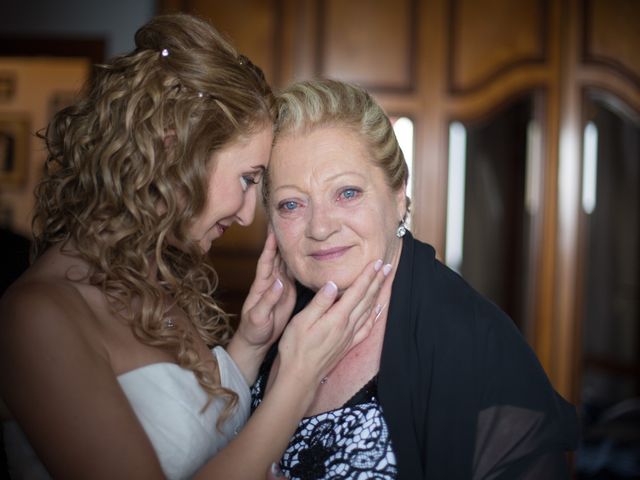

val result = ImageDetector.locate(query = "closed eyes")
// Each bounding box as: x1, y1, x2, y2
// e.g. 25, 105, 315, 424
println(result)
240, 174, 260, 191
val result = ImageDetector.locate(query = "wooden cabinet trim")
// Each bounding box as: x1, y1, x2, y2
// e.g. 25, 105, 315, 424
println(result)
447, 0, 549, 95
314, 0, 420, 93
582, 0, 640, 90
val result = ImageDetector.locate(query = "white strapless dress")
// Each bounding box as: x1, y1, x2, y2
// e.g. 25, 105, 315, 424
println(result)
3, 346, 251, 480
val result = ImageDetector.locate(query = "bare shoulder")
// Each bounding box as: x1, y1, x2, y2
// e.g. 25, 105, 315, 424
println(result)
0, 272, 111, 410
0, 271, 107, 365
1, 274, 90, 329
0, 269, 165, 478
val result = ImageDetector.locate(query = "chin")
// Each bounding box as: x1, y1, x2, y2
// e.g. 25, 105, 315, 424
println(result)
197, 237, 213, 253
301, 269, 358, 294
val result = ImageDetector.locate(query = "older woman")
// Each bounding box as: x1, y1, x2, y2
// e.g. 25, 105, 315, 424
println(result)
253, 79, 579, 479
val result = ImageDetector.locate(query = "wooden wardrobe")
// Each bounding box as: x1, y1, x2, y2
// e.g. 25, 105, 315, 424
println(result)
160, 0, 640, 407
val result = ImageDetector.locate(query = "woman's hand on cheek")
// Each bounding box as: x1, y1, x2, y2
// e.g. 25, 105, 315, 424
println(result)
238, 229, 296, 352
276, 258, 392, 387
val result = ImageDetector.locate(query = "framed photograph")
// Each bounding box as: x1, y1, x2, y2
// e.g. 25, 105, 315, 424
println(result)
0, 113, 30, 187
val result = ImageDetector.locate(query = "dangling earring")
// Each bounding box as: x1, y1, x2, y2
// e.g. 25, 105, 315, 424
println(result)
396, 220, 407, 238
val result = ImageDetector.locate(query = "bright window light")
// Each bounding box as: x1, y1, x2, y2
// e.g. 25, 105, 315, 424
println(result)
393, 116, 414, 202
445, 122, 467, 272
525, 120, 541, 214
393, 117, 414, 227
582, 122, 598, 215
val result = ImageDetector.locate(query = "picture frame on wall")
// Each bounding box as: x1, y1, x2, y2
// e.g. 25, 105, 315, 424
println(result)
0, 113, 30, 187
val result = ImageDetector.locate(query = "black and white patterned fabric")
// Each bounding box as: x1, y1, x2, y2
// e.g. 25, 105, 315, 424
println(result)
252, 373, 397, 480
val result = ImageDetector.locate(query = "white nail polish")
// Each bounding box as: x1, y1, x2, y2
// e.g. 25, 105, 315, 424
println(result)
322, 281, 338, 295
272, 278, 284, 292
382, 264, 392, 276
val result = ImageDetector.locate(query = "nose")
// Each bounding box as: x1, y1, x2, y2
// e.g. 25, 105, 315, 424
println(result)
305, 203, 339, 240
235, 188, 257, 226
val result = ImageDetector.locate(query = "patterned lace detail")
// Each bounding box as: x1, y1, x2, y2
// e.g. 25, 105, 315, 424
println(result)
252, 374, 397, 479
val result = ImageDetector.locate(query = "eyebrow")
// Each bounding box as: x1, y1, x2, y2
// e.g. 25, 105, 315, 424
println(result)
325, 171, 366, 182
272, 170, 367, 193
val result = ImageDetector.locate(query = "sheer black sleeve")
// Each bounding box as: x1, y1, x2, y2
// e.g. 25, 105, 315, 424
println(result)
472, 297, 578, 479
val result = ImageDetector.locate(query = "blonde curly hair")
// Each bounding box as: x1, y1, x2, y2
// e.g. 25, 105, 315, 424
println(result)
33, 14, 274, 424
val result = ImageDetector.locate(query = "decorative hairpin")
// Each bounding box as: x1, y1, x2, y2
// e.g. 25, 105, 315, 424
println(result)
161, 48, 170, 57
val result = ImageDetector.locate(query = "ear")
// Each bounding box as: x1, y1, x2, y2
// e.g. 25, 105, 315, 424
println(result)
394, 181, 408, 220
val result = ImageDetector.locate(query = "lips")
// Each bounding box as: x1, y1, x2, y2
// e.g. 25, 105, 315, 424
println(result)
215, 223, 229, 236
309, 246, 352, 261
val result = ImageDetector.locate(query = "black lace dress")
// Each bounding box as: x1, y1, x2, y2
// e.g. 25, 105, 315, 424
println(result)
251, 358, 397, 480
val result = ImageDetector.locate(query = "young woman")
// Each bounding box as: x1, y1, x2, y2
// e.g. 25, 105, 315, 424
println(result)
0, 16, 389, 480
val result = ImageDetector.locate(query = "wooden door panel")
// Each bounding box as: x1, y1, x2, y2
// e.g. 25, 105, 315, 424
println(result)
448, 0, 547, 94
317, 0, 418, 92
584, 0, 640, 87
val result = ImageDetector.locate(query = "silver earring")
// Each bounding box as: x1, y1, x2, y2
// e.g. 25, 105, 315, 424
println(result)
396, 220, 407, 238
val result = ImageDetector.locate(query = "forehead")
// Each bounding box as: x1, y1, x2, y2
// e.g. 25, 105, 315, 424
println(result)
215, 125, 273, 167
270, 126, 372, 179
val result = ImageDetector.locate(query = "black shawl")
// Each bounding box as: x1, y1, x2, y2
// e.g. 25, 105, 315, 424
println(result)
378, 232, 579, 479
281, 232, 579, 479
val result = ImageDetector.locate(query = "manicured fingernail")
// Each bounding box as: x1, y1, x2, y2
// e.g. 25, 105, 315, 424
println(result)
374, 259, 383, 271
382, 264, 392, 276
321, 281, 338, 296
271, 462, 284, 477
374, 303, 387, 321
272, 278, 284, 292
